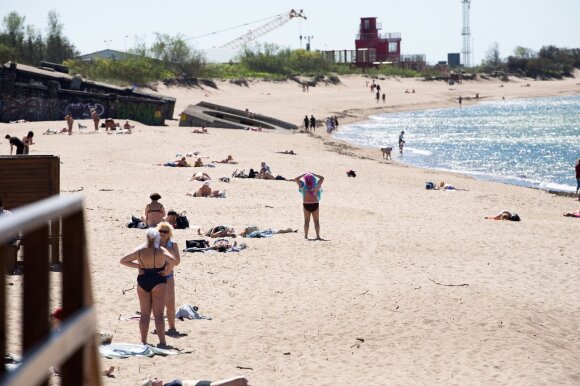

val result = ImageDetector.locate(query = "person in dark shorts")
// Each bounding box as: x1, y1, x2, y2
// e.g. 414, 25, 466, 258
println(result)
294, 172, 325, 240
5, 134, 24, 155
141, 375, 248, 386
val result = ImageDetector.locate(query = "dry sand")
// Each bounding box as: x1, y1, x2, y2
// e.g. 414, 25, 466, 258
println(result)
2, 73, 580, 385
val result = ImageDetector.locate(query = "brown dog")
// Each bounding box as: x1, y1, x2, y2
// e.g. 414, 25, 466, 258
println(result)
381, 147, 392, 159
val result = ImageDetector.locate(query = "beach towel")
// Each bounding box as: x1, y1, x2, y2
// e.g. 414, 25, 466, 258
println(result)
245, 229, 275, 238
175, 304, 212, 321
99, 343, 177, 359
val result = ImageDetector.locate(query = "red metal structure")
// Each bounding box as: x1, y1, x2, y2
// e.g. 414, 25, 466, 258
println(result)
355, 17, 401, 67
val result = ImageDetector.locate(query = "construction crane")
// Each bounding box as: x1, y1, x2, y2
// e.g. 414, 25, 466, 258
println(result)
220, 9, 306, 49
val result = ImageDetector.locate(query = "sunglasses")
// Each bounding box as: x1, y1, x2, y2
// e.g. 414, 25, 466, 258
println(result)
158, 229, 169, 234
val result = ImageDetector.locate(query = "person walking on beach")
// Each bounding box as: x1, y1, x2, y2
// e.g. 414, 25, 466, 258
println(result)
575, 158, 580, 199
5, 134, 24, 155
294, 172, 324, 240
310, 115, 316, 131
65, 113, 74, 135
398, 130, 406, 155
91, 108, 100, 131
458, 95, 463, 108
303, 115, 310, 131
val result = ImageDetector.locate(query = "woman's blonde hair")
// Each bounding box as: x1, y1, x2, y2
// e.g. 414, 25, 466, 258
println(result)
156, 221, 174, 238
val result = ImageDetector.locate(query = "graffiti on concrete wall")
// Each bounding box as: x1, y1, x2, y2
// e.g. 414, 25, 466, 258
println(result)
0, 97, 107, 122
64, 102, 105, 119
0, 97, 61, 122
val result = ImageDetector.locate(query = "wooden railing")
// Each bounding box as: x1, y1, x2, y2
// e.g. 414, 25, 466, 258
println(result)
0, 195, 102, 386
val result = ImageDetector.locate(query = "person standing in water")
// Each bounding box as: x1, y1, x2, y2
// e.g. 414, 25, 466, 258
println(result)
398, 130, 406, 155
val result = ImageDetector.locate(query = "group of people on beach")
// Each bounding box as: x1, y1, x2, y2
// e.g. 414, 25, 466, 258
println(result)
5, 131, 34, 155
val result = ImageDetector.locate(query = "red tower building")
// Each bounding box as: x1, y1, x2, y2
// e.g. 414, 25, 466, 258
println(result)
355, 17, 401, 66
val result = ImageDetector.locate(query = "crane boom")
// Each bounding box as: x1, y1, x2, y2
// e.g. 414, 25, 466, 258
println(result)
220, 9, 306, 49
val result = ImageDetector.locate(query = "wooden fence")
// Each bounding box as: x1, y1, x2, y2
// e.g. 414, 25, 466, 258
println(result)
0, 195, 102, 386
0, 156, 60, 264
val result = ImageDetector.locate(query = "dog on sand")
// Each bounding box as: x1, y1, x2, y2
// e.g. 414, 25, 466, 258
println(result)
381, 147, 392, 159
78, 122, 88, 129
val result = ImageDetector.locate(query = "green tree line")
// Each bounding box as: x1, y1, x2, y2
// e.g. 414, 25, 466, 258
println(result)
0, 10, 77, 65
478, 42, 580, 79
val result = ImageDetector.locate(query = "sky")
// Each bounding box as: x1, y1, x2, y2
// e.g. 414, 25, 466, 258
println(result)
1, 0, 579, 65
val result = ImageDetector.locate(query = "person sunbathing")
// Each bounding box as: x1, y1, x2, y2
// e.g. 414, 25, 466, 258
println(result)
192, 127, 208, 134
485, 210, 520, 221
214, 155, 238, 164
43, 128, 68, 135
194, 158, 204, 167
141, 375, 248, 386
277, 150, 296, 155
198, 225, 237, 238
191, 172, 211, 181
164, 157, 190, 167
187, 182, 224, 198
438, 181, 468, 191
563, 209, 580, 218
124, 120, 135, 130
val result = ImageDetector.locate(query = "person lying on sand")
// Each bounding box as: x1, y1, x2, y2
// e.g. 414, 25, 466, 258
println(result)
198, 225, 237, 238
277, 150, 296, 155
163, 157, 190, 167
141, 375, 248, 386
437, 181, 469, 191
485, 210, 520, 221
43, 128, 69, 135
213, 155, 238, 164
191, 171, 211, 181
563, 209, 580, 218
191, 127, 208, 134
186, 182, 224, 198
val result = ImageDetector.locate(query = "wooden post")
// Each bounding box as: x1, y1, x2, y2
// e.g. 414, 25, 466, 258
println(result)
0, 244, 6, 376
61, 210, 86, 386
22, 225, 50, 386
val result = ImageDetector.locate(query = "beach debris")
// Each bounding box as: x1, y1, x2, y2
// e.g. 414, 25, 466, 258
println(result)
236, 366, 254, 371
429, 279, 469, 287
122, 285, 135, 295
62, 186, 83, 192
283, 352, 291, 355
99, 188, 114, 191
356, 338, 365, 343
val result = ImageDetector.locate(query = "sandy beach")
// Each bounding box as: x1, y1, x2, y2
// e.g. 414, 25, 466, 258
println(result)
2, 73, 580, 385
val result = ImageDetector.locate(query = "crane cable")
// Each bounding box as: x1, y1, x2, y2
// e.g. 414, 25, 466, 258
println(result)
186, 12, 286, 41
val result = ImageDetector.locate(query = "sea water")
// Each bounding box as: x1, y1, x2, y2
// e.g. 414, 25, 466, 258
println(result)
334, 95, 580, 192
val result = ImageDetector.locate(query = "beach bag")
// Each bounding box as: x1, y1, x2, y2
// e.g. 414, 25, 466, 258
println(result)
185, 239, 210, 249
175, 212, 189, 229
509, 213, 521, 222
425, 181, 435, 190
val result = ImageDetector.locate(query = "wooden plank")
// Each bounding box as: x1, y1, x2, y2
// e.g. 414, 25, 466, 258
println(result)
0, 309, 97, 386
22, 225, 49, 386
61, 210, 86, 386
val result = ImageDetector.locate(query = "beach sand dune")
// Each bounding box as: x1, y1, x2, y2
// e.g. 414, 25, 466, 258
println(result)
1, 73, 579, 385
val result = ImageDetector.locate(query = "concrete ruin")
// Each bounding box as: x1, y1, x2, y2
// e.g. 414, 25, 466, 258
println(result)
0, 62, 175, 125
179, 101, 297, 130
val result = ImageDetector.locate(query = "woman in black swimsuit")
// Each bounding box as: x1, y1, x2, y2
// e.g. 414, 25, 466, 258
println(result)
293, 172, 324, 240
120, 228, 176, 347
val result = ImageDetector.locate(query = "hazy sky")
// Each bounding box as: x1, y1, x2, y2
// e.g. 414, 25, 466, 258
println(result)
1, 0, 579, 65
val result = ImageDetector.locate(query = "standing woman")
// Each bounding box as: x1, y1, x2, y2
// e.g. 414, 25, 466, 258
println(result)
22, 131, 34, 154
90, 108, 100, 131
144, 193, 166, 227
293, 172, 324, 240
575, 158, 580, 199
156, 221, 181, 335
120, 228, 175, 347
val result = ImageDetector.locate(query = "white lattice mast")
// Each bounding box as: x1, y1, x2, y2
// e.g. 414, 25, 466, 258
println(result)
220, 9, 306, 49
461, 0, 472, 68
